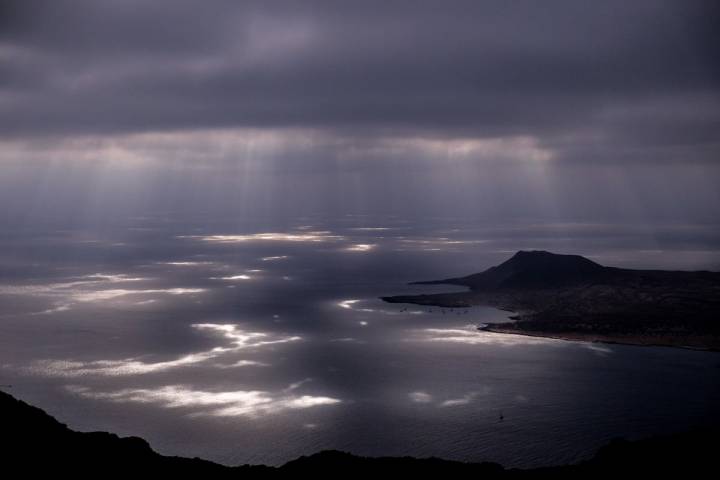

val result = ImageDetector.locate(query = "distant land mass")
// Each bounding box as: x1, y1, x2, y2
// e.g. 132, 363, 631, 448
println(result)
382, 251, 720, 350
1, 389, 716, 477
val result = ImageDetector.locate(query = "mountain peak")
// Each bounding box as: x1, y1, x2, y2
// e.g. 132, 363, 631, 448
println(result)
513, 249, 552, 256
508, 250, 601, 266
459, 251, 606, 289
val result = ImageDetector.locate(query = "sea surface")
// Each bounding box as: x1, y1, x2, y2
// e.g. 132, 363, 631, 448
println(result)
1, 214, 719, 467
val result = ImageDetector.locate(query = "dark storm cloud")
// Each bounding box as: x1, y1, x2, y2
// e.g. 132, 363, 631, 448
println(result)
1, 0, 718, 162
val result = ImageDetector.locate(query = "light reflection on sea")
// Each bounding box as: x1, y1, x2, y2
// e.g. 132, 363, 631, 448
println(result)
0, 215, 719, 467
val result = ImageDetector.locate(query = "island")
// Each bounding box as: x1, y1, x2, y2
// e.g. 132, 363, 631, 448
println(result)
382, 250, 720, 350
1, 389, 717, 476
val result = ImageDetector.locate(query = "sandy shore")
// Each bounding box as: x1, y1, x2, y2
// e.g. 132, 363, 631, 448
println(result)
481, 326, 720, 352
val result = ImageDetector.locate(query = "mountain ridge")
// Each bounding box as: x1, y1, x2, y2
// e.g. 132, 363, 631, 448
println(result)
1, 389, 716, 477
414, 250, 614, 289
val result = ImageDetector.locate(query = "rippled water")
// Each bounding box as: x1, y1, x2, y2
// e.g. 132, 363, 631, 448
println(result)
1, 215, 719, 467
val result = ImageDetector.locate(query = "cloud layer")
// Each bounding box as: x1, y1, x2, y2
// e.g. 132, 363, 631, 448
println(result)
1, 0, 718, 166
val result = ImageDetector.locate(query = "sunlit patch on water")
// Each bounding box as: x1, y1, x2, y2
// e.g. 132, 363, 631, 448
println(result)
413, 326, 564, 347
186, 323, 301, 350
338, 299, 360, 309
71, 288, 205, 302
26, 323, 301, 377
581, 343, 615, 356
0, 274, 204, 314
215, 360, 270, 368
0, 273, 147, 296
188, 232, 345, 243
35, 304, 72, 315
337, 298, 427, 316
414, 326, 621, 354
1, 218, 718, 467
81, 274, 147, 282
393, 237, 488, 252
439, 392, 480, 407
408, 389, 489, 408
66, 384, 341, 418
329, 337, 364, 344
348, 227, 393, 232
409, 391, 433, 403
159, 261, 216, 267
260, 256, 289, 261
344, 243, 377, 252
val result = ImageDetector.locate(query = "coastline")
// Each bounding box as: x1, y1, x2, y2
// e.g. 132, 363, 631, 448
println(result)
479, 325, 720, 352
382, 291, 720, 352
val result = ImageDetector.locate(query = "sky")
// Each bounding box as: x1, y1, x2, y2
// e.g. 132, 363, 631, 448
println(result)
1, 0, 719, 227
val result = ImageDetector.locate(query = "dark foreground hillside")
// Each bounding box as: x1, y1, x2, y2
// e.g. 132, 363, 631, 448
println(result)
1, 389, 716, 478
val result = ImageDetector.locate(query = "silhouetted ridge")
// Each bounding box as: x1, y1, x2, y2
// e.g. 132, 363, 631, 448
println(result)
424, 251, 610, 289
1, 389, 717, 477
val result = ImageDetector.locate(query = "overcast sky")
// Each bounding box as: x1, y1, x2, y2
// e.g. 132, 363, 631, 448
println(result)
1, 0, 719, 226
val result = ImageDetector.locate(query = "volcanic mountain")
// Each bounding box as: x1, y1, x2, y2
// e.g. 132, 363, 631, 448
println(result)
417, 251, 615, 289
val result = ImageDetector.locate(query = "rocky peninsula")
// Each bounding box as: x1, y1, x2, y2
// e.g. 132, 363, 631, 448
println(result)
382, 251, 720, 350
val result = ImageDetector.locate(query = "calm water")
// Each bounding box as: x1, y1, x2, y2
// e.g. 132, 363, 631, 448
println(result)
1, 215, 719, 467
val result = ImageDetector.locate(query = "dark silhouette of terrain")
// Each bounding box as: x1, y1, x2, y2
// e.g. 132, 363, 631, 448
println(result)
1, 389, 716, 477
383, 251, 720, 349
439, 250, 612, 289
